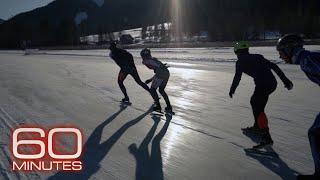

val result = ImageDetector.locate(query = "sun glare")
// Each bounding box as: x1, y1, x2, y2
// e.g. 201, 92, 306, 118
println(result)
170, 0, 183, 42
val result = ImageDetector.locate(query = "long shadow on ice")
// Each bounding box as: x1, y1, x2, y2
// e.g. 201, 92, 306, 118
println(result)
244, 145, 299, 179
243, 131, 299, 179
48, 105, 152, 180
129, 114, 172, 180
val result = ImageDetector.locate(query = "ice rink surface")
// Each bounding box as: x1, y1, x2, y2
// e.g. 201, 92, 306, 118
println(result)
0, 46, 319, 180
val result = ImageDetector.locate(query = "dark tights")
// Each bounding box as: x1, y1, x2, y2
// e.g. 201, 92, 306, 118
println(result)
250, 85, 276, 129
118, 69, 150, 98
151, 80, 171, 108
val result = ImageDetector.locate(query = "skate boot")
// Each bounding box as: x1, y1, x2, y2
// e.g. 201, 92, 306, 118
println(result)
164, 106, 175, 115
121, 97, 130, 103
165, 106, 172, 112
242, 125, 262, 134
253, 129, 273, 149
121, 97, 131, 105
153, 104, 162, 113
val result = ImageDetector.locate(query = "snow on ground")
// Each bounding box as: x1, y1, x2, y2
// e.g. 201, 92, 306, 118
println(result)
7, 45, 319, 63
0, 46, 319, 180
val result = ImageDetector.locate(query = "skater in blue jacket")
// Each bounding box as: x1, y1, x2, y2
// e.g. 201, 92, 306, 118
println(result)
277, 34, 320, 180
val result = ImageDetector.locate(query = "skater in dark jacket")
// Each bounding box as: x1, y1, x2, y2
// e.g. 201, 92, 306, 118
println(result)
140, 48, 173, 113
229, 41, 293, 149
276, 34, 320, 180
109, 42, 151, 103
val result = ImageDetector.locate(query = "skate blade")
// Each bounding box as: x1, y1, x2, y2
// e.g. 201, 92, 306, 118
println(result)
241, 128, 262, 134
120, 101, 132, 106
244, 148, 278, 157
252, 143, 273, 150
150, 112, 164, 116
165, 111, 175, 115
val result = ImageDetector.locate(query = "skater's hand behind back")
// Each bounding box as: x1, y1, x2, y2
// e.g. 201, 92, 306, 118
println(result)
145, 79, 152, 84
284, 80, 293, 90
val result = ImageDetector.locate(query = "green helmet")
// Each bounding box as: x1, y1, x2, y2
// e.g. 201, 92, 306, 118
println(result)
234, 41, 250, 53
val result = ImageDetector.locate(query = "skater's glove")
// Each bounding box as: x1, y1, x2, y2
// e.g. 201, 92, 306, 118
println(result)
163, 63, 170, 68
145, 79, 152, 84
284, 80, 293, 90
229, 91, 233, 98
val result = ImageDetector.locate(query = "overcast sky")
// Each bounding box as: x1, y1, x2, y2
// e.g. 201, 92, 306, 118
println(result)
0, 0, 54, 20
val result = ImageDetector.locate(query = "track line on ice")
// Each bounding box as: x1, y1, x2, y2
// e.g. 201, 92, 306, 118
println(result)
0, 107, 21, 180
166, 119, 225, 140
157, 115, 249, 149
0, 106, 15, 129
124, 104, 219, 138
126, 104, 248, 149
129, 104, 255, 151
0, 106, 43, 180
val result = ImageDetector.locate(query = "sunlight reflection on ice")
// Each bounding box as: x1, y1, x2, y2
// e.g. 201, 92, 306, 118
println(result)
163, 120, 185, 166
169, 68, 205, 111
161, 68, 206, 165
166, 62, 196, 67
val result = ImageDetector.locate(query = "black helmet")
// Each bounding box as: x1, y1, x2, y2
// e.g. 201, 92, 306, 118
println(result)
277, 34, 304, 56
140, 48, 151, 58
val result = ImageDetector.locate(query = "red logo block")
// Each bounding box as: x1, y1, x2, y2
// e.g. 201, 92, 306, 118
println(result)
11, 126, 83, 172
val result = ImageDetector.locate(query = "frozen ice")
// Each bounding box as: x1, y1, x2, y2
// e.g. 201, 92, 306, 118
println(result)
0, 46, 319, 179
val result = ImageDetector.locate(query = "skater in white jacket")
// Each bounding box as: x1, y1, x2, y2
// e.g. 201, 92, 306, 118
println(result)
140, 48, 173, 114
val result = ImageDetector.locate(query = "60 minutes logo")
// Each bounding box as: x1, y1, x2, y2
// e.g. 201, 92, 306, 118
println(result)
10, 126, 84, 172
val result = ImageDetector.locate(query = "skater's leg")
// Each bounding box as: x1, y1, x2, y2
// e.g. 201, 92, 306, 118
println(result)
150, 87, 161, 110
150, 77, 163, 109
308, 113, 320, 175
250, 87, 274, 148
250, 89, 262, 128
250, 87, 271, 129
158, 79, 171, 109
118, 70, 129, 99
257, 93, 273, 143
130, 69, 150, 92
256, 86, 276, 130
256, 95, 269, 129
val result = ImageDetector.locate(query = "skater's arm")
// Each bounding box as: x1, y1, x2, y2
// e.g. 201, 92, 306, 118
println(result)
269, 62, 293, 90
299, 54, 320, 86
229, 62, 242, 98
